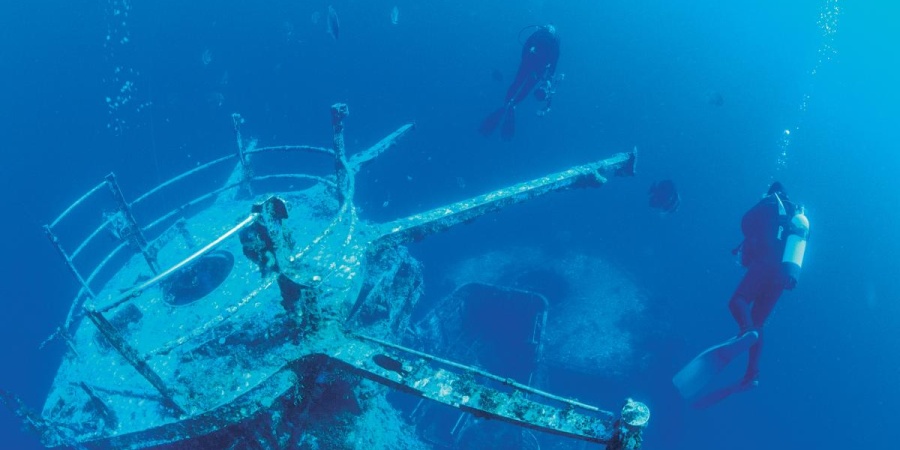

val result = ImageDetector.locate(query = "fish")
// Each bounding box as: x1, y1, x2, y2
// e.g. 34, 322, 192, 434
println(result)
326, 5, 340, 40
648, 179, 681, 214
373, 354, 408, 376
390, 6, 399, 25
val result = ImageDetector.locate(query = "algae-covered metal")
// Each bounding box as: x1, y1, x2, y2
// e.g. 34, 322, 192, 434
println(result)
2, 104, 646, 448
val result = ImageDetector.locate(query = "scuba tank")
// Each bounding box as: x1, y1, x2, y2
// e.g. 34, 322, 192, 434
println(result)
780, 204, 810, 287
772, 192, 809, 287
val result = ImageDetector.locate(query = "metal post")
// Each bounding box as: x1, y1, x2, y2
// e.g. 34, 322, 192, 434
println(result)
105, 173, 159, 273
85, 309, 186, 416
232, 113, 247, 168
331, 103, 350, 205
607, 398, 650, 450
175, 219, 197, 249
59, 328, 80, 357
43, 225, 96, 299
232, 113, 253, 197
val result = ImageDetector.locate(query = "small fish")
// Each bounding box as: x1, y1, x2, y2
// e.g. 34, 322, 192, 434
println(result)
390, 6, 399, 25
648, 179, 681, 214
373, 354, 408, 376
326, 5, 340, 40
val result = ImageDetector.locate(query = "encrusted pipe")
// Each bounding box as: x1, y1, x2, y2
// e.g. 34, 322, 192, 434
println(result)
607, 398, 650, 450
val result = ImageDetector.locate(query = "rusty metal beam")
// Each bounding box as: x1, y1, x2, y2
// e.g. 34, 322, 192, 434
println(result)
326, 334, 648, 445
372, 150, 636, 248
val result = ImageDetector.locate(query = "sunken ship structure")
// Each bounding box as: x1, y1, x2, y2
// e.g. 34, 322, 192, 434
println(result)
2, 104, 649, 449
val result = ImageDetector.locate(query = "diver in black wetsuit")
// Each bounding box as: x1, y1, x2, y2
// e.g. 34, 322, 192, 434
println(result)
672, 181, 810, 407
480, 25, 560, 141
729, 182, 805, 387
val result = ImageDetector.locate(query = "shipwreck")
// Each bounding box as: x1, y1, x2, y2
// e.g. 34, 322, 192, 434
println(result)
2, 104, 648, 449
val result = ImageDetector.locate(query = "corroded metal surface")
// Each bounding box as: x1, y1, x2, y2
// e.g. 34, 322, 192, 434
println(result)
373, 150, 635, 248
329, 334, 618, 443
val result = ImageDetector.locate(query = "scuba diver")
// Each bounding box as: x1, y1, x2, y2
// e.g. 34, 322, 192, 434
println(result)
673, 182, 810, 407
480, 24, 561, 141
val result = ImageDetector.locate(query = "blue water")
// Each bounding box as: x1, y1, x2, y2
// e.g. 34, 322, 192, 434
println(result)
2, 0, 898, 448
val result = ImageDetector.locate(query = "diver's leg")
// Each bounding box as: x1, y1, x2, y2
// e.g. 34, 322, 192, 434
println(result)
496, 71, 536, 140
750, 279, 783, 326
744, 330, 763, 384
505, 66, 530, 103
728, 265, 769, 332
511, 75, 540, 106
500, 107, 516, 141
744, 282, 783, 383
728, 275, 755, 333
479, 107, 508, 136
728, 293, 752, 332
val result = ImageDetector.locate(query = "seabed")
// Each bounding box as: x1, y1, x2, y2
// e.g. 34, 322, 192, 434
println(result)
2, 104, 648, 449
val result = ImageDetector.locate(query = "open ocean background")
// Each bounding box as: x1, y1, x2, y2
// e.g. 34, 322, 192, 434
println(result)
2, 0, 898, 448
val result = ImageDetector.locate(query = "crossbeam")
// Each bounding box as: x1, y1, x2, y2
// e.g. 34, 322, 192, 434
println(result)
327, 334, 649, 445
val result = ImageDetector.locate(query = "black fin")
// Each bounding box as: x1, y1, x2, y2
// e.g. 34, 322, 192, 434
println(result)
479, 107, 506, 137
500, 106, 516, 141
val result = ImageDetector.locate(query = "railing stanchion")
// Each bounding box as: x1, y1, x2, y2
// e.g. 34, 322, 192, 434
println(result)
331, 103, 351, 205
105, 173, 159, 274
232, 113, 253, 196
232, 113, 247, 167
43, 226, 95, 299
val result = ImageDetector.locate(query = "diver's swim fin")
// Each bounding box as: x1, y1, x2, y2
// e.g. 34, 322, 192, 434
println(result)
479, 107, 507, 137
691, 378, 757, 409
500, 106, 516, 141
672, 331, 758, 400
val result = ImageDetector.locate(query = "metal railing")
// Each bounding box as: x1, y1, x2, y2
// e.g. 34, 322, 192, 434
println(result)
44, 112, 345, 340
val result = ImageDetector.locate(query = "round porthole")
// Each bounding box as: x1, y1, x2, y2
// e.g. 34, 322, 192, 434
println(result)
163, 250, 234, 306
